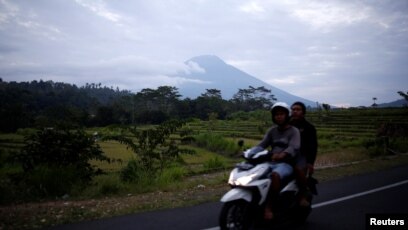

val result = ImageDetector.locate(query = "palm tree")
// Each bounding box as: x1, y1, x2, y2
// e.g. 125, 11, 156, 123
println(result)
398, 91, 408, 101
372, 97, 378, 107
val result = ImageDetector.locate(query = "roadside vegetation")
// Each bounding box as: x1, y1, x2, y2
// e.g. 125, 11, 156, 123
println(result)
1, 80, 407, 229
1, 108, 407, 229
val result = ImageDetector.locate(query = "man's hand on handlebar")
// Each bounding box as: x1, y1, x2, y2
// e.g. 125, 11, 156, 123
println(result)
272, 152, 287, 161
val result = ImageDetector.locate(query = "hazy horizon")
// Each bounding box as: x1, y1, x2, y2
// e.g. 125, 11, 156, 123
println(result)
1, 0, 407, 107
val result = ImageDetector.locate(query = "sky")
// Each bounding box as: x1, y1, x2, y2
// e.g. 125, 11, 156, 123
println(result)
0, 0, 407, 107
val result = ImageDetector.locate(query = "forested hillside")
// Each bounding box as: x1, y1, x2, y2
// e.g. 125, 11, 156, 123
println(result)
0, 79, 277, 132
0, 80, 132, 132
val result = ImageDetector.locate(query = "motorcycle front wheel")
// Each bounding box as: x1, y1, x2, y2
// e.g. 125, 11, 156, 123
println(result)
219, 199, 254, 230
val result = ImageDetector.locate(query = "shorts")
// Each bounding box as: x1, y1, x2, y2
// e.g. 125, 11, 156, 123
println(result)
269, 162, 293, 179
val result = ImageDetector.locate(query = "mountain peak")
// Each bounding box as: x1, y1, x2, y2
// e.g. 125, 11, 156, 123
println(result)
187, 55, 226, 67
178, 55, 316, 107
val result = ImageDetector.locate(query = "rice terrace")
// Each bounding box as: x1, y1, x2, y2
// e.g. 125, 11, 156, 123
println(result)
1, 105, 407, 229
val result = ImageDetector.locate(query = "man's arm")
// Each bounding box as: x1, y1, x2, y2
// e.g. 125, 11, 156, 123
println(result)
306, 125, 318, 165
277, 127, 300, 161
257, 127, 273, 149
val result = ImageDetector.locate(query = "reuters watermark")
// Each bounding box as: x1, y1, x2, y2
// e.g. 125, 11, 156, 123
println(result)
366, 214, 407, 230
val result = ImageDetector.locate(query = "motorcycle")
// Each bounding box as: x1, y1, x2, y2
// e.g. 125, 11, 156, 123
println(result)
219, 146, 316, 230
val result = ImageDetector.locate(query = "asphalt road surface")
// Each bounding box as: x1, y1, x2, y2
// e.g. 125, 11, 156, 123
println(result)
49, 165, 408, 230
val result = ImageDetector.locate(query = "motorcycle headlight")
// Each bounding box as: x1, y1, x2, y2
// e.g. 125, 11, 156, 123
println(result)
235, 172, 257, 186
231, 165, 267, 186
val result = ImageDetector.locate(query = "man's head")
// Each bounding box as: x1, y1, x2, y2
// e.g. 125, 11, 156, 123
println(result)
291, 101, 306, 120
271, 102, 290, 125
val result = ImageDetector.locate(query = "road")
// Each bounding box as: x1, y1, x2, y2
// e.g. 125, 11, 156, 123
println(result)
48, 165, 408, 230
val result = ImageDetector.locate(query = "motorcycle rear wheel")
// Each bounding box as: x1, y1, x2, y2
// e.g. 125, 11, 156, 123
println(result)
219, 200, 253, 230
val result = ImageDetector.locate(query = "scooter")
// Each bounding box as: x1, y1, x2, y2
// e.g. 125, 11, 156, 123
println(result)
219, 146, 315, 230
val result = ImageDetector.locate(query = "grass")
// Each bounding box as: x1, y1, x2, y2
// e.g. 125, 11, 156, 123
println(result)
0, 108, 407, 229
314, 147, 371, 167
193, 132, 242, 156
316, 154, 408, 182
179, 146, 235, 174
93, 141, 134, 172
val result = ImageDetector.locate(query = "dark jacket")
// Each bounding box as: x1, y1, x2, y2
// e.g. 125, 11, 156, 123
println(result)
290, 118, 318, 165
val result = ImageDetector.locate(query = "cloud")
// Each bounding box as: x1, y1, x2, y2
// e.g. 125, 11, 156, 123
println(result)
289, 1, 371, 31
239, 2, 265, 14
74, 0, 122, 22
267, 75, 298, 85
0, 0, 407, 106
105, 75, 211, 92
0, 52, 212, 92
0, 0, 18, 25
0, 1, 64, 41
16, 20, 62, 41
169, 76, 212, 86
93, 56, 207, 77
184, 61, 206, 74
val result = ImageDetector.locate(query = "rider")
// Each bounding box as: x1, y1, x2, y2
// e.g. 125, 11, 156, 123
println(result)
257, 102, 300, 220
290, 101, 318, 206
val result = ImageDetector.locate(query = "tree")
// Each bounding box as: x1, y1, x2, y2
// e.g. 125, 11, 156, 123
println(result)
322, 103, 331, 113
202, 88, 222, 99
104, 120, 194, 180
133, 86, 181, 123
93, 106, 115, 126
176, 98, 196, 119
195, 89, 228, 120
208, 112, 219, 131
231, 86, 275, 111
398, 91, 408, 101
316, 102, 323, 121
11, 127, 111, 197
0, 80, 132, 131
156, 86, 181, 114
372, 97, 378, 107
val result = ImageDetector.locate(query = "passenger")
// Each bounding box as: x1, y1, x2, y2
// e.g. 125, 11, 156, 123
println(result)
290, 101, 318, 207
257, 102, 300, 220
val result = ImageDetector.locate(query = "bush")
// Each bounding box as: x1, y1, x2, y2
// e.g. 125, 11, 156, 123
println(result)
363, 137, 388, 157
10, 127, 111, 198
21, 165, 80, 198
156, 166, 186, 185
120, 159, 186, 191
389, 138, 408, 153
180, 126, 196, 144
105, 120, 194, 175
194, 132, 240, 155
98, 178, 122, 196
0, 172, 19, 204
226, 111, 251, 121
203, 156, 226, 171
120, 159, 155, 183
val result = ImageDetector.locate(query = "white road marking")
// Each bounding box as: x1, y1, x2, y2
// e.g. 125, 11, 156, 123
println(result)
312, 179, 408, 208
203, 179, 408, 230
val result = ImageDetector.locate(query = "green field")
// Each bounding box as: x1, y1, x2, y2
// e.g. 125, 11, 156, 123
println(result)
0, 108, 407, 229
1, 108, 407, 184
